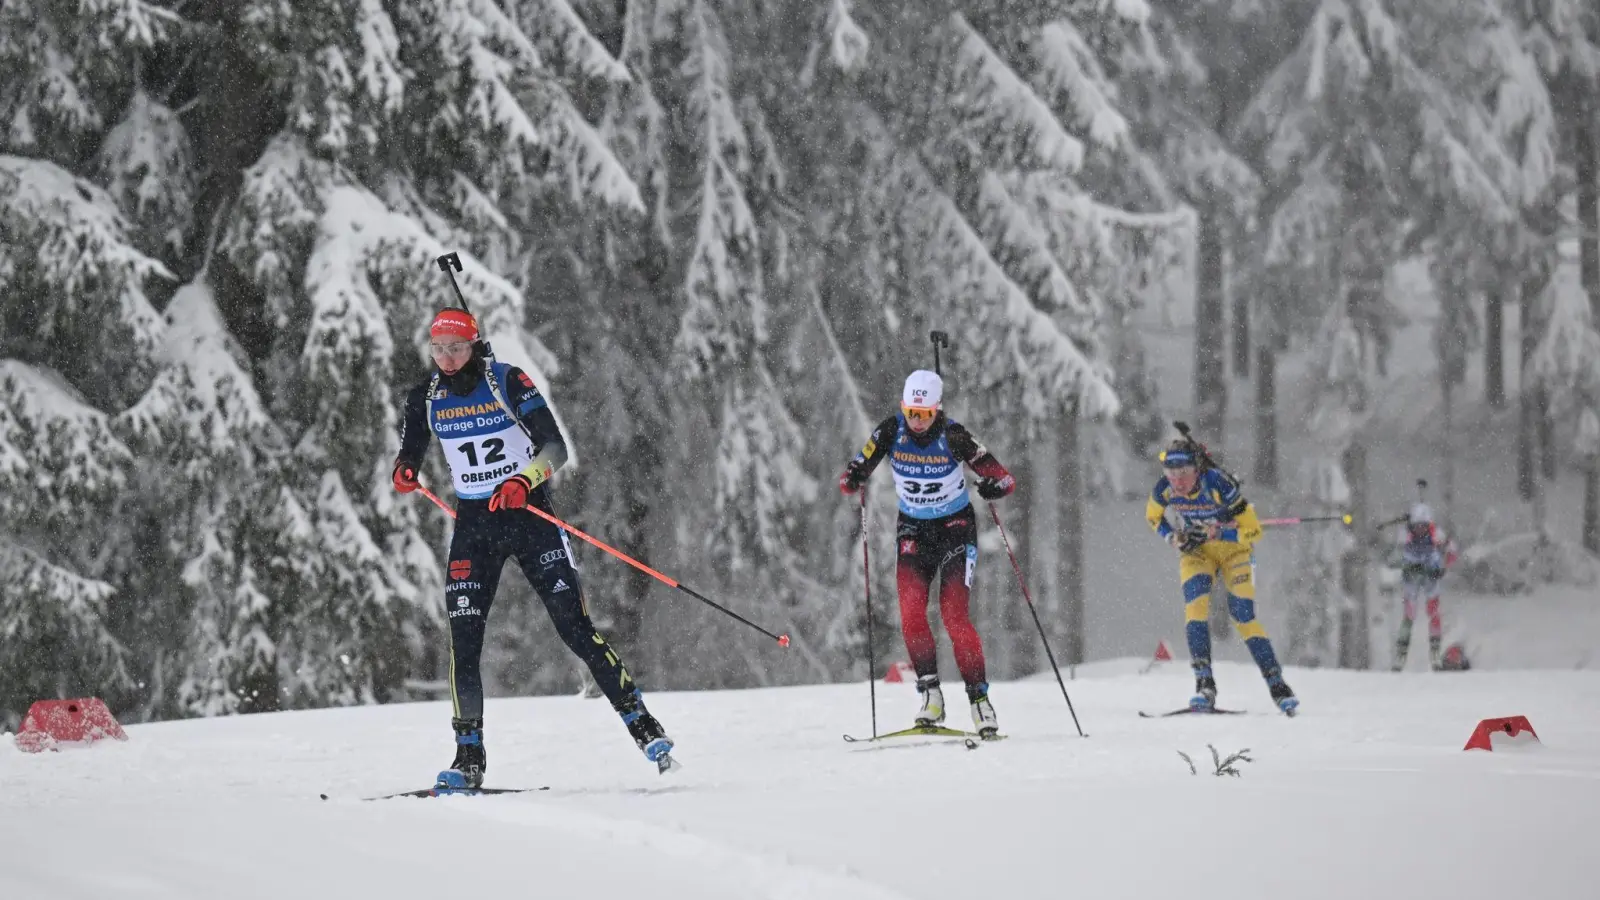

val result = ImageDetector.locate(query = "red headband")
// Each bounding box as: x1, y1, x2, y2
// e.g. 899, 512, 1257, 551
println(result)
430, 309, 479, 342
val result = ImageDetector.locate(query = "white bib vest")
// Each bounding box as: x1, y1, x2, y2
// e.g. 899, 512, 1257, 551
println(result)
428, 364, 536, 500
889, 416, 970, 519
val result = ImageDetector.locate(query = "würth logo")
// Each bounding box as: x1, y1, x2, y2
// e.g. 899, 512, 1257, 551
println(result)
449, 560, 471, 580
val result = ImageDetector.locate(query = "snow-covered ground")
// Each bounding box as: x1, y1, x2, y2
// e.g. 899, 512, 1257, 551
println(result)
5, 664, 1596, 900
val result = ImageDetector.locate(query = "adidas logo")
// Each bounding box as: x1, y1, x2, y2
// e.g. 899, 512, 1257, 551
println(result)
552, 579, 570, 592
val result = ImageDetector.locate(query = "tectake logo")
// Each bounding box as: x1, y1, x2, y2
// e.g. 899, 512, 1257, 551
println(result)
539, 549, 566, 565
448, 595, 483, 618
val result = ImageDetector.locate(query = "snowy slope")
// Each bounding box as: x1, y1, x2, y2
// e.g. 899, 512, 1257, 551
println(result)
5, 666, 1596, 900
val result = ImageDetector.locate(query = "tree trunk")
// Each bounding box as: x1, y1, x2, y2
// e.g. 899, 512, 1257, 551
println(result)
1579, 98, 1600, 552
1585, 455, 1600, 553
1061, 405, 1085, 666
1195, 207, 1228, 441
1485, 286, 1505, 408
1026, 418, 1063, 673
1541, 390, 1557, 480
1442, 377, 1456, 528
1231, 247, 1250, 378
1254, 341, 1278, 488
1337, 435, 1370, 669
1519, 276, 1539, 500
1000, 444, 1038, 679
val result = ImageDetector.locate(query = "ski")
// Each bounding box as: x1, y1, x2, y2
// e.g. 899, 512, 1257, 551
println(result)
320, 786, 551, 801
843, 724, 1007, 750
1138, 707, 1247, 718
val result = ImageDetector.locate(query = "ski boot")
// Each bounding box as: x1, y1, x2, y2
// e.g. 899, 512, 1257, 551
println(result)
1266, 670, 1298, 717
1392, 619, 1413, 671
435, 717, 486, 791
914, 675, 946, 727
617, 689, 677, 773
1190, 663, 1218, 712
968, 682, 998, 738
1428, 635, 1444, 672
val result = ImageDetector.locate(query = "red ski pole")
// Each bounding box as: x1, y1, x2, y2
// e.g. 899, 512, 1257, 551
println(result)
414, 480, 790, 647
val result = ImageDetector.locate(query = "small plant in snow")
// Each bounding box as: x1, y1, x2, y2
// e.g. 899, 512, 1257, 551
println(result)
1177, 745, 1253, 777
1209, 744, 1252, 777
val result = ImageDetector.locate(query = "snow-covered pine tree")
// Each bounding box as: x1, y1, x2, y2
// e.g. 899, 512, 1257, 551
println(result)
1132, 2, 1323, 487
784, 1, 1192, 674
0, 363, 137, 726
116, 278, 284, 716
1235, 0, 1540, 667
1514, 0, 1600, 550
0, 145, 171, 723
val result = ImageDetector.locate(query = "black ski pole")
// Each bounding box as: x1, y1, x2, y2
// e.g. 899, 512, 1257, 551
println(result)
860, 492, 878, 738
990, 505, 1086, 736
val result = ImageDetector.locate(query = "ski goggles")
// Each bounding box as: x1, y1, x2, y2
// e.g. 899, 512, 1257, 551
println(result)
901, 404, 938, 428
429, 339, 474, 358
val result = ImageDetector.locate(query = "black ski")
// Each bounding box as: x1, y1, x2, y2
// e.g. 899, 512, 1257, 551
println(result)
1138, 707, 1247, 718
321, 786, 551, 801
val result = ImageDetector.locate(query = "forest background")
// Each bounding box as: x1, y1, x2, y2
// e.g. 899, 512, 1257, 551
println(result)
4, 0, 1599, 727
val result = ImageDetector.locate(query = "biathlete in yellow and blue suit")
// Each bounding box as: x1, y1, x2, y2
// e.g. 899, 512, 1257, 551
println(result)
1145, 437, 1299, 715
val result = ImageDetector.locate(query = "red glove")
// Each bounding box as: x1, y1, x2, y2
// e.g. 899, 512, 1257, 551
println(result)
392, 461, 419, 494
489, 474, 533, 511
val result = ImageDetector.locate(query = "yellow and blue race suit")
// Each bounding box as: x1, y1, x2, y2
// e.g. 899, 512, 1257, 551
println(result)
1145, 468, 1285, 683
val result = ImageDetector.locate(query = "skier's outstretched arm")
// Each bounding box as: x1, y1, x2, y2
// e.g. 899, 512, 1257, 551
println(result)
948, 423, 1014, 500
839, 415, 897, 494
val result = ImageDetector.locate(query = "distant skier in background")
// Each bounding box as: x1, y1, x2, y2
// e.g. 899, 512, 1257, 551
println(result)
1386, 502, 1458, 671
839, 370, 1015, 737
1145, 430, 1298, 715
392, 308, 674, 788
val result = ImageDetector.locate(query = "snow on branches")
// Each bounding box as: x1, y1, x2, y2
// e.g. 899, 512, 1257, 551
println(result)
0, 155, 171, 381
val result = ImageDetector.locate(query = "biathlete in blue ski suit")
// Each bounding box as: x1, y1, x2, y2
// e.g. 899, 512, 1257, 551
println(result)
1145, 435, 1298, 715
392, 308, 672, 788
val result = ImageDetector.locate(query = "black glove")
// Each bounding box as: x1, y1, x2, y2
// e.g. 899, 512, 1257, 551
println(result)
1176, 519, 1209, 553
976, 474, 1015, 501
839, 462, 866, 496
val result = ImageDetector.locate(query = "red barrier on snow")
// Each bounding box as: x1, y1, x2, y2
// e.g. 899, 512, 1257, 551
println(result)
883, 661, 915, 683
1463, 715, 1540, 752
14, 698, 128, 753
1139, 640, 1175, 674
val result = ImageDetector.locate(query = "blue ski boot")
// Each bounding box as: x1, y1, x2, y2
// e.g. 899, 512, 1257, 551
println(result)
435, 717, 485, 791
1266, 671, 1298, 717
1190, 663, 1218, 712
617, 690, 677, 773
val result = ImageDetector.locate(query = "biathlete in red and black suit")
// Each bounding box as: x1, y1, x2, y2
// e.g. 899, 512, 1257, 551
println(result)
839, 370, 1015, 736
